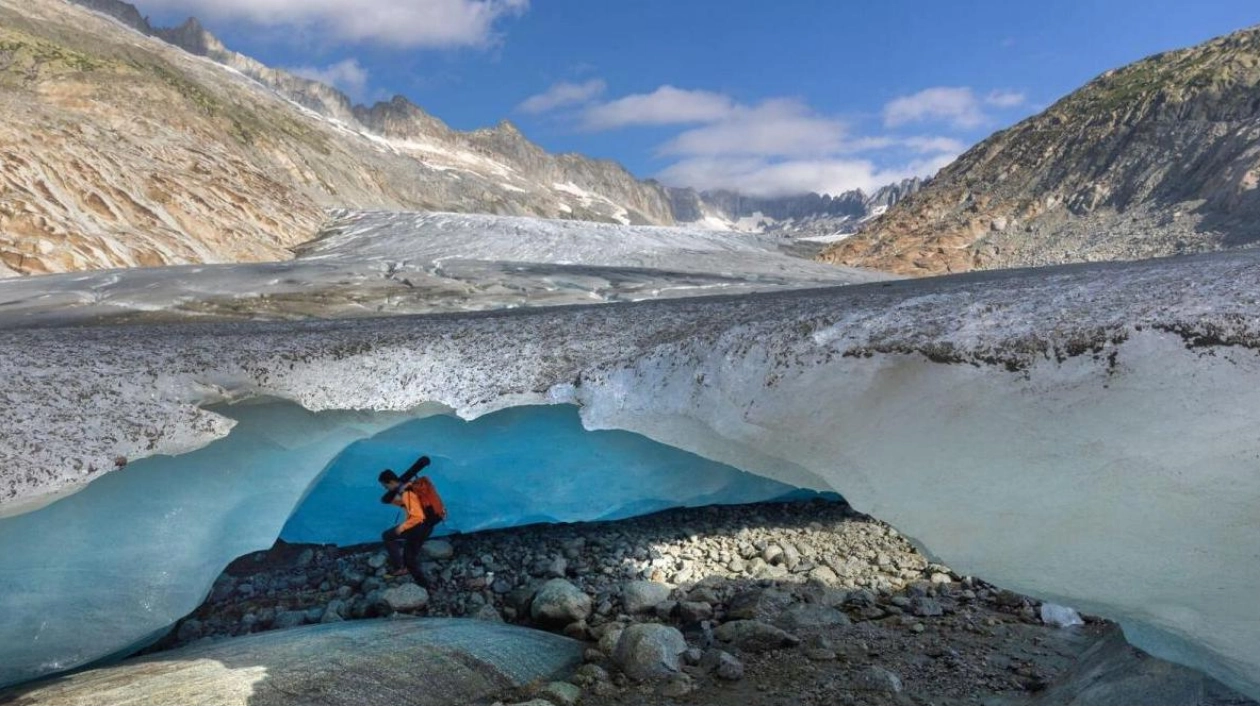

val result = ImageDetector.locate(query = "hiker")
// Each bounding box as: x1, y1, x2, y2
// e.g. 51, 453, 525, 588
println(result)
378, 455, 446, 585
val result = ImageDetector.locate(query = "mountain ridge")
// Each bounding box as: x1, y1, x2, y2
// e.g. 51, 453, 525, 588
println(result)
820, 25, 1260, 275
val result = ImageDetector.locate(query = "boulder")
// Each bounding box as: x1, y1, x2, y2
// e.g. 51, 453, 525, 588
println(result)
531, 579, 592, 626
382, 583, 429, 612
1, 619, 582, 706
775, 605, 851, 631
613, 623, 687, 680
622, 581, 671, 614
714, 620, 800, 652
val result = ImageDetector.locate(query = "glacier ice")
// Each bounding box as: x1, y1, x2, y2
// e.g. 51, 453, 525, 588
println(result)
0, 400, 813, 687
1, 250, 1260, 695
1041, 603, 1085, 628
281, 404, 817, 546
0, 210, 888, 327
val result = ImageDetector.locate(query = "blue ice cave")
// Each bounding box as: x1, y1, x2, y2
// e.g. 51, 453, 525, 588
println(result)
0, 399, 821, 688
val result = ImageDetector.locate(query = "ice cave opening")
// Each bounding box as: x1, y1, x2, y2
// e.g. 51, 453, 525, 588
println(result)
0, 397, 832, 688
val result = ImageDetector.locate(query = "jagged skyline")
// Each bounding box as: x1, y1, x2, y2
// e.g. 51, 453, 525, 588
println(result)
128, 0, 1259, 196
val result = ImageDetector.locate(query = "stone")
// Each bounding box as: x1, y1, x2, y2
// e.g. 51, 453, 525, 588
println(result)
910, 596, 944, 617
3, 619, 584, 706
572, 663, 609, 688
381, 583, 429, 612
597, 627, 624, 656
726, 588, 793, 622
682, 648, 703, 665
613, 623, 687, 680
775, 605, 851, 631
548, 556, 568, 578
622, 581, 671, 614
678, 601, 714, 623
781, 542, 801, 571
422, 539, 455, 560
472, 605, 504, 622
563, 620, 589, 640
808, 566, 839, 584
295, 548, 315, 568
855, 666, 903, 693
660, 673, 693, 697
176, 619, 203, 643
714, 620, 799, 652
700, 649, 744, 680
541, 681, 581, 706
930, 572, 953, 585
531, 579, 592, 626
367, 553, 388, 570
272, 611, 306, 630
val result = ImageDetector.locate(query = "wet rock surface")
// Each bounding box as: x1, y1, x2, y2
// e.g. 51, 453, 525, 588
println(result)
147, 499, 1254, 705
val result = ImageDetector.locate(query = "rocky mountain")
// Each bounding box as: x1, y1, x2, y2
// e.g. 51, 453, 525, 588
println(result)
0, 0, 676, 276
822, 26, 1260, 276
0, 0, 917, 277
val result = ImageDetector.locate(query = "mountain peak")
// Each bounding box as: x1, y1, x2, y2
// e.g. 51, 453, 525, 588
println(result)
820, 25, 1260, 276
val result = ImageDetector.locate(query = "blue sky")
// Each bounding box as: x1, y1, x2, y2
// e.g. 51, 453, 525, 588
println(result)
135, 0, 1259, 197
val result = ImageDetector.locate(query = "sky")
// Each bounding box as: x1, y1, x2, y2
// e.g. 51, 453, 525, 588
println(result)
132, 0, 1260, 198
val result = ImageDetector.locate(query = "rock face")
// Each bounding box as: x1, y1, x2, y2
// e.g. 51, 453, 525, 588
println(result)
0, 0, 676, 277
0, 618, 583, 705
822, 26, 1260, 276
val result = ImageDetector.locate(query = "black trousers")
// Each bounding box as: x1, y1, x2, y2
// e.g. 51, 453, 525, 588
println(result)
382, 519, 438, 585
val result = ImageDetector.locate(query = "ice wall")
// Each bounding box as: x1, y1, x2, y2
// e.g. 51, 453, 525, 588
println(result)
282, 404, 815, 545
0, 400, 812, 687
2, 251, 1260, 695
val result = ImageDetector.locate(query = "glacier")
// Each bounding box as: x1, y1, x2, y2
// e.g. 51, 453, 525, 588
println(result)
0, 215, 1259, 697
0, 210, 887, 327
281, 404, 819, 546
0, 400, 807, 688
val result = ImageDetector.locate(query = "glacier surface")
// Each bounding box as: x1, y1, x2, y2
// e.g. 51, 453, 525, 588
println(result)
0, 210, 887, 327
1, 248, 1259, 696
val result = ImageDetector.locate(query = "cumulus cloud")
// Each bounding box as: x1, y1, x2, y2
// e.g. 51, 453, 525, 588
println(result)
137, 0, 528, 48
985, 89, 1026, 108
657, 154, 956, 199
517, 79, 607, 114
658, 98, 847, 157
580, 86, 736, 130
289, 58, 371, 101
883, 87, 988, 129
530, 81, 972, 196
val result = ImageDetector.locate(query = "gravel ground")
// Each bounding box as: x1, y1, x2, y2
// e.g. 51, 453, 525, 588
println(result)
145, 499, 1248, 705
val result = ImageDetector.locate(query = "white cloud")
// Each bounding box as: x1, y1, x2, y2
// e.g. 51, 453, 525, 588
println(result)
659, 99, 847, 158
517, 79, 606, 114
549, 82, 971, 197
985, 89, 1026, 108
138, 0, 528, 48
883, 87, 987, 129
289, 58, 371, 101
580, 86, 736, 130
657, 154, 956, 199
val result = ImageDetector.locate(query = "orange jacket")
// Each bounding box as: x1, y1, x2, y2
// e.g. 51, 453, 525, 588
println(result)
392, 476, 446, 531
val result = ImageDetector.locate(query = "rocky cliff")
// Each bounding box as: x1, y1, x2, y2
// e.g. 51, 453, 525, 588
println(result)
0, 0, 676, 275
821, 26, 1260, 276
